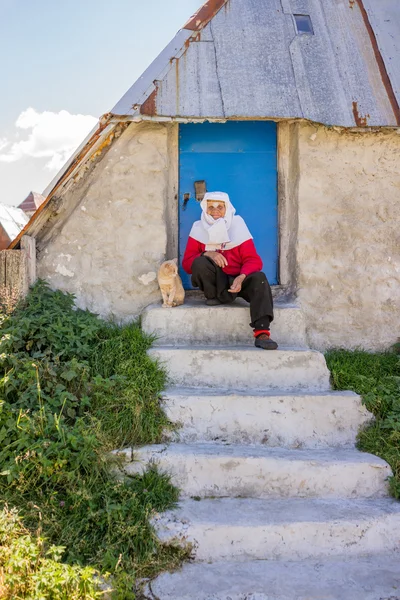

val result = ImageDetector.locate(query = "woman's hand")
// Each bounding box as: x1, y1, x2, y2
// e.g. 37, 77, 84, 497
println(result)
203, 251, 228, 269
229, 274, 246, 293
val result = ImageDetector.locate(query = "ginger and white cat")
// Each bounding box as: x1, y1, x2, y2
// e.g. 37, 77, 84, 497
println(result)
157, 258, 185, 308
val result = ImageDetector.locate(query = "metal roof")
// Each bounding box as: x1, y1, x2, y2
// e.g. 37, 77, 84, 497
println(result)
111, 0, 400, 127
0, 204, 29, 241
18, 191, 46, 213
9, 0, 400, 250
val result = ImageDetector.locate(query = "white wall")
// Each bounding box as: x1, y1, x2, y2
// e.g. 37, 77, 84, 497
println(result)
38, 122, 177, 320
296, 123, 400, 350
38, 119, 400, 350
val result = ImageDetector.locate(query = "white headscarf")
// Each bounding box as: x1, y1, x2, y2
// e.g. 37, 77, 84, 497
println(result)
189, 191, 253, 251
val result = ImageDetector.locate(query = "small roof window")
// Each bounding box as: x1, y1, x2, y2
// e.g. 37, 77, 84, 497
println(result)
294, 14, 314, 35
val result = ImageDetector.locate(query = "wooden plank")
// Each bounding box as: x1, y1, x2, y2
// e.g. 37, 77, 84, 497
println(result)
0, 251, 6, 286
5, 251, 27, 295
20, 235, 37, 287
0, 250, 28, 313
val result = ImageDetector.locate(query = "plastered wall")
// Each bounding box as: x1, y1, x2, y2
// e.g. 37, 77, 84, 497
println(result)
296, 123, 400, 350
38, 119, 399, 350
38, 122, 178, 320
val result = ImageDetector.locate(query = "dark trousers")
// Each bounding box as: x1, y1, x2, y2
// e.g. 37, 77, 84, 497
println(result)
191, 256, 274, 330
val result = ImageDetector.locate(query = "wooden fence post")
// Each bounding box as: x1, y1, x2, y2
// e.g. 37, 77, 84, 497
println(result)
0, 236, 36, 311
0, 250, 28, 296
20, 235, 37, 287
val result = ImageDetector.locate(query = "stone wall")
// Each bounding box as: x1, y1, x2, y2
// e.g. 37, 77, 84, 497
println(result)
296, 123, 400, 351
38, 122, 178, 320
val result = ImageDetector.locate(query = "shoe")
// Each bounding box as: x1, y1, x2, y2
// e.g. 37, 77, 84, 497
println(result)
205, 298, 222, 306
255, 336, 278, 350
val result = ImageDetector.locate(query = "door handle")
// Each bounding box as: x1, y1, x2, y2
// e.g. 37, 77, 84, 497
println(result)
182, 193, 190, 211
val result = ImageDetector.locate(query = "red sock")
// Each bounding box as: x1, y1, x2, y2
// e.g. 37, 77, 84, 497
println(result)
254, 329, 271, 338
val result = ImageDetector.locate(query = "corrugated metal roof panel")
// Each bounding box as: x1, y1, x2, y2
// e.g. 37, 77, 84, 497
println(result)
362, 0, 400, 113
110, 0, 400, 127
0, 204, 29, 240
157, 39, 225, 116
111, 29, 193, 117
209, 1, 303, 119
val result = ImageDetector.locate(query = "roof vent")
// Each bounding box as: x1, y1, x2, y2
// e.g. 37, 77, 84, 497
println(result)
294, 14, 314, 35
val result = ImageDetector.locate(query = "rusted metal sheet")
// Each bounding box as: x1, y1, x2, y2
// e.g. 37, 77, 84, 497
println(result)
156, 40, 225, 117
111, 29, 192, 117
183, 0, 229, 31
360, 0, 400, 125
140, 89, 157, 116
110, 0, 400, 128
352, 101, 370, 127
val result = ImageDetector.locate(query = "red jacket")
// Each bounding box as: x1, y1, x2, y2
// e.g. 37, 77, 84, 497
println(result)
182, 237, 263, 276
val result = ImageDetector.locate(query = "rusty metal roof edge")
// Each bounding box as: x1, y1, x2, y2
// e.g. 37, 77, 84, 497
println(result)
183, 0, 230, 31
111, 0, 400, 125
355, 0, 400, 126
110, 1, 230, 117
112, 112, 400, 132
9, 119, 119, 249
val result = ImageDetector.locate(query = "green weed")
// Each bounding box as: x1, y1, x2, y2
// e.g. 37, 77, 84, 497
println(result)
0, 281, 184, 598
0, 506, 104, 600
326, 348, 400, 498
89, 323, 171, 449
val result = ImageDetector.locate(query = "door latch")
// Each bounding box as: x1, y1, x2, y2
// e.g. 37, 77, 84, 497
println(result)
194, 180, 206, 202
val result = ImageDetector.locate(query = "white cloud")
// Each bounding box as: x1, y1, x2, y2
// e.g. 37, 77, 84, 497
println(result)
0, 108, 98, 171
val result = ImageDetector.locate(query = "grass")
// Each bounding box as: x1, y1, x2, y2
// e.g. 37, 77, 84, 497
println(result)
90, 323, 172, 449
0, 281, 187, 599
326, 348, 400, 499
7, 281, 397, 596
0, 506, 102, 600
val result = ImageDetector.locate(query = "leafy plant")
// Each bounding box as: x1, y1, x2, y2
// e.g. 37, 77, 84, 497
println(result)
90, 323, 170, 449
0, 281, 184, 598
0, 506, 104, 599
326, 348, 400, 499
0, 284, 21, 317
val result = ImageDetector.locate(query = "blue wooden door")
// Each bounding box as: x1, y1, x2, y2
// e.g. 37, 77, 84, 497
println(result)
179, 121, 278, 289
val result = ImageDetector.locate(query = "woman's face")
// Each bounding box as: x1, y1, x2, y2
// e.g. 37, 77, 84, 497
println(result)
207, 200, 226, 219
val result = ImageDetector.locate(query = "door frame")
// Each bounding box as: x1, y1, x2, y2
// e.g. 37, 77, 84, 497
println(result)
276, 120, 299, 295
165, 120, 299, 299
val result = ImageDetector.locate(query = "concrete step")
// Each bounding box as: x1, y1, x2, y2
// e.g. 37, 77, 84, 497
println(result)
163, 388, 372, 448
142, 298, 308, 347
149, 346, 330, 392
121, 443, 391, 499
153, 497, 400, 561
145, 553, 400, 600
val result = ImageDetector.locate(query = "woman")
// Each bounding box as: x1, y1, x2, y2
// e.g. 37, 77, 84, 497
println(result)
182, 191, 278, 350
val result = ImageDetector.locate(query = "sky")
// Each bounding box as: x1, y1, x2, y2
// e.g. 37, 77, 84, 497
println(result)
0, 0, 200, 206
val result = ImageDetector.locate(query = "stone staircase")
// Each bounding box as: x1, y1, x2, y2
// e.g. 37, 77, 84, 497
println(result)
124, 299, 400, 599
